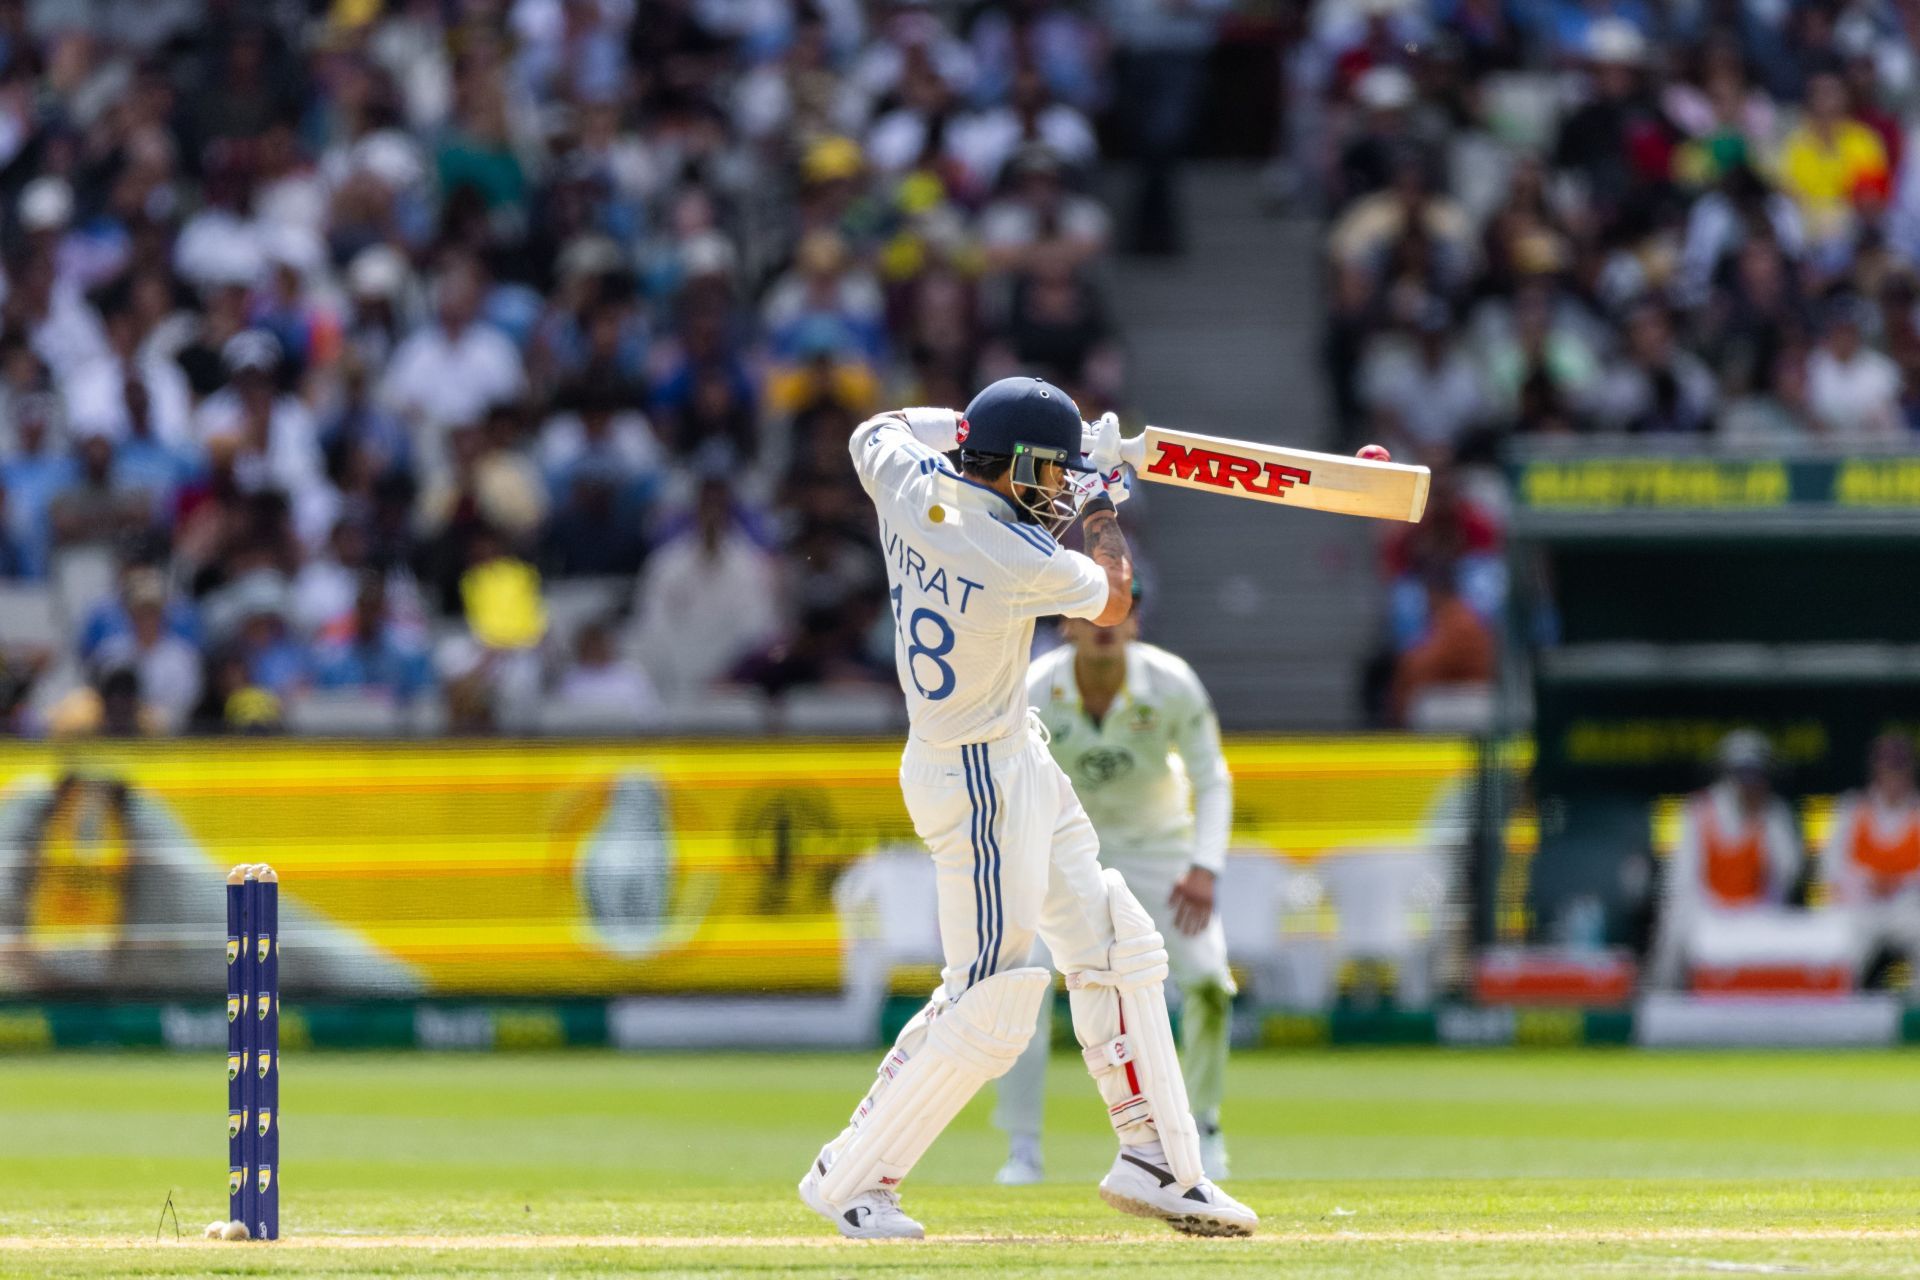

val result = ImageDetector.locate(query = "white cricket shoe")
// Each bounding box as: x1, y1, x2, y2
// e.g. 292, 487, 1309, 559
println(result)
995, 1153, 1044, 1186
799, 1155, 925, 1240
1097, 1150, 1258, 1237
1200, 1124, 1231, 1181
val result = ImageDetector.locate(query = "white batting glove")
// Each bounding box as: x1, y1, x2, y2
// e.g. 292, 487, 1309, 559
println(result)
1082, 413, 1131, 507
1082, 412, 1124, 473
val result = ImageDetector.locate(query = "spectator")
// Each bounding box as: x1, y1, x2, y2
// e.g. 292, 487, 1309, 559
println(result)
94, 571, 202, 733
48, 432, 150, 556
379, 255, 526, 459
312, 574, 433, 704
1360, 300, 1487, 457
0, 486, 33, 579
0, 0, 1155, 735
762, 231, 886, 371
1106, 0, 1227, 253
227, 575, 308, 698
989, 255, 1123, 402
193, 331, 335, 547
1591, 302, 1716, 434
1388, 569, 1495, 728
1775, 70, 1891, 251
45, 665, 163, 738
969, 0, 1105, 114
632, 477, 778, 704
1551, 21, 1668, 225
62, 288, 193, 448
553, 619, 661, 724
980, 146, 1112, 276
544, 465, 650, 579
1806, 296, 1904, 438
1, 393, 78, 578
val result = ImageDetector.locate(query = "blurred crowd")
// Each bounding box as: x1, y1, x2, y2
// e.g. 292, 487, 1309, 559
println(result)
1300, 0, 1920, 723
0, 0, 1151, 735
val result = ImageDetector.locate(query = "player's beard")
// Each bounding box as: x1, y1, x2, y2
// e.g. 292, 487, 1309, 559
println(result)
1012, 462, 1097, 537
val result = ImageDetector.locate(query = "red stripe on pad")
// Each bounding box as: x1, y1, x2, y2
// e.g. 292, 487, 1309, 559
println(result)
1116, 997, 1142, 1097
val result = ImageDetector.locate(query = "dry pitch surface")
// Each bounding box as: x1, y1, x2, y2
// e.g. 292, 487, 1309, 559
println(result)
3, 1049, 1919, 1277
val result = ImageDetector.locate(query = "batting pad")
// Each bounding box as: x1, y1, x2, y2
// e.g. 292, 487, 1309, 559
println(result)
818, 967, 1050, 1205
1067, 868, 1206, 1189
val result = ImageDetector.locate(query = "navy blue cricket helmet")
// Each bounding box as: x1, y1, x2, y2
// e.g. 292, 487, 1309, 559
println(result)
959, 377, 1095, 472
957, 377, 1098, 533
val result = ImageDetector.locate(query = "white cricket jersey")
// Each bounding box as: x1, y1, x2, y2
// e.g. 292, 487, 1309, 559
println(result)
1027, 642, 1232, 873
851, 408, 1111, 748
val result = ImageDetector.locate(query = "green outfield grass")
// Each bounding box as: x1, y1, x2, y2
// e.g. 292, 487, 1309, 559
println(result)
3, 1048, 1919, 1277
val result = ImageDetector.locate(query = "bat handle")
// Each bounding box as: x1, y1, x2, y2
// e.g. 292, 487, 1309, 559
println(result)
1119, 432, 1146, 470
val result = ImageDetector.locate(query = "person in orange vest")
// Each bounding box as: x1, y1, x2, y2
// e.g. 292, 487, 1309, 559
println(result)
1823, 733, 1920, 991
1648, 730, 1803, 989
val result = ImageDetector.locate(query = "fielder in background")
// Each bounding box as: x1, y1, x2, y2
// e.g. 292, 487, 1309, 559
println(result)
995, 586, 1237, 1184
798, 376, 1258, 1240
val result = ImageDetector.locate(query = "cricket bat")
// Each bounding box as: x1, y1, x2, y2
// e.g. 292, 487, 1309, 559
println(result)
1118, 426, 1430, 523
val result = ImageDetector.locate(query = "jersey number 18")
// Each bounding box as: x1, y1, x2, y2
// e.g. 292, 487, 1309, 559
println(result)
891, 584, 956, 701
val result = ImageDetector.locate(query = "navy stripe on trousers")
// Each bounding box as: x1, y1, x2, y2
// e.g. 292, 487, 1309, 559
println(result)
979, 745, 1003, 979
962, 743, 987, 988
962, 744, 1003, 989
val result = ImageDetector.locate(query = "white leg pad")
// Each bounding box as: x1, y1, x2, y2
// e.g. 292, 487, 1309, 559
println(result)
1066, 868, 1205, 1189
817, 967, 1050, 1205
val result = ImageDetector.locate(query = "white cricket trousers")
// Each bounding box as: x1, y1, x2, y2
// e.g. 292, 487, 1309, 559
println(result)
886, 712, 1166, 1152
900, 713, 1114, 999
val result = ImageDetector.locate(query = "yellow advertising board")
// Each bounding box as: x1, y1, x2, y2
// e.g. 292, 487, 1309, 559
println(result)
0, 738, 1473, 996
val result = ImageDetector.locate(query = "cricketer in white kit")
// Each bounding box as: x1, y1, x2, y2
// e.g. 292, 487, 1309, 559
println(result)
994, 608, 1238, 1185
798, 376, 1257, 1240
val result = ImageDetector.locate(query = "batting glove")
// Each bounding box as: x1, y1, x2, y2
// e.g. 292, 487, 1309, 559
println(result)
1082, 413, 1131, 506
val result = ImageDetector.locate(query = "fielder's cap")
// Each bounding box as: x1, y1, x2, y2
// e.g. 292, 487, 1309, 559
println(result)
960, 376, 1094, 472
1718, 729, 1773, 774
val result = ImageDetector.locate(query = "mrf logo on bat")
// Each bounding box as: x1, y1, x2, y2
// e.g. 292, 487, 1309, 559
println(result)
1146, 440, 1313, 499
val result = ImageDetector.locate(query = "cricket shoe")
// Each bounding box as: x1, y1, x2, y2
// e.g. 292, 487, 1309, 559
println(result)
799, 1154, 925, 1240
1097, 1150, 1257, 1237
995, 1153, 1044, 1186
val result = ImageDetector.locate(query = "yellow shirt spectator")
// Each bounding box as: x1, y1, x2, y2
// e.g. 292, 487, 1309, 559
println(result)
1775, 76, 1892, 242
462, 555, 548, 650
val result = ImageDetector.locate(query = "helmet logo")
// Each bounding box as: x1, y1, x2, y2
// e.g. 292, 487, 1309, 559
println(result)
956, 417, 969, 444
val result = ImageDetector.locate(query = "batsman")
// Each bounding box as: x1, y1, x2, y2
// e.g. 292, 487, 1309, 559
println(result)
800, 376, 1258, 1239
994, 591, 1237, 1186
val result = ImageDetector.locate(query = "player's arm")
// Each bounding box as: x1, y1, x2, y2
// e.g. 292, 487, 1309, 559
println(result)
1173, 680, 1232, 878
848, 407, 961, 499
1168, 672, 1231, 934
1080, 495, 1132, 627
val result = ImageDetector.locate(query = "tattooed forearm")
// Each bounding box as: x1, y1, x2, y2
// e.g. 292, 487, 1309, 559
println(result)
1082, 507, 1133, 624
